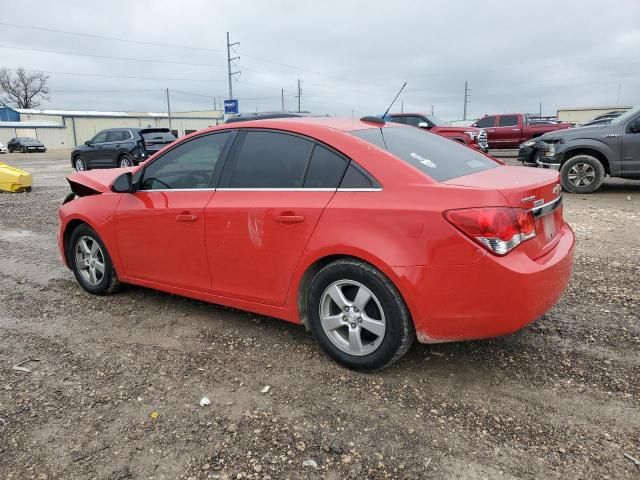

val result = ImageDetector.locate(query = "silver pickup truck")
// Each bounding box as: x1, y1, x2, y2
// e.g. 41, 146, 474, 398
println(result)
523, 106, 640, 193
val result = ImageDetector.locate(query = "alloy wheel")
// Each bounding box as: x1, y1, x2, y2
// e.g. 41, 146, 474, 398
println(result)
567, 163, 596, 187
75, 157, 86, 171
120, 156, 133, 168
75, 236, 105, 286
319, 280, 386, 356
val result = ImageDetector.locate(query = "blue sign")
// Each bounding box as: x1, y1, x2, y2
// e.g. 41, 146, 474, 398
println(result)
224, 99, 239, 114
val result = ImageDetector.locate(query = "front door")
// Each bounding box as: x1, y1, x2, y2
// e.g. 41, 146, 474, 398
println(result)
114, 131, 233, 291
621, 114, 640, 177
84, 130, 110, 168
492, 114, 520, 148
206, 130, 347, 306
474, 115, 497, 147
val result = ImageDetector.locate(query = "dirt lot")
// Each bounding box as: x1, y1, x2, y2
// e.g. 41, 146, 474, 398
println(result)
1, 150, 639, 480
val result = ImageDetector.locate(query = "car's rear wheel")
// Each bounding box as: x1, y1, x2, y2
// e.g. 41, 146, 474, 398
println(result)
119, 154, 133, 168
69, 224, 119, 295
74, 156, 87, 171
560, 154, 605, 194
307, 259, 415, 371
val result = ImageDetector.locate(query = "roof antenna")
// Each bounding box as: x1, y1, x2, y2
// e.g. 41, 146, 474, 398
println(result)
360, 82, 407, 124
382, 82, 407, 119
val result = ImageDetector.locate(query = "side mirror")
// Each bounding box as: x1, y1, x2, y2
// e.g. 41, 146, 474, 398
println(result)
84, 140, 92, 146
418, 122, 431, 129
629, 119, 640, 133
112, 172, 133, 193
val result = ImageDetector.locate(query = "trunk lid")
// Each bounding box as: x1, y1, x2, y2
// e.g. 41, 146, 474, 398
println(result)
444, 166, 564, 258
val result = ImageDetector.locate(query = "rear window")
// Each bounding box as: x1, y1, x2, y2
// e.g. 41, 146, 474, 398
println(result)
351, 126, 499, 182
141, 131, 176, 142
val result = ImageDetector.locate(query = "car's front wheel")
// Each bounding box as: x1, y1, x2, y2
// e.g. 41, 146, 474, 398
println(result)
74, 155, 88, 171
119, 154, 134, 168
68, 224, 119, 295
21, 146, 26, 153
560, 154, 605, 194
307, 259, 415, 371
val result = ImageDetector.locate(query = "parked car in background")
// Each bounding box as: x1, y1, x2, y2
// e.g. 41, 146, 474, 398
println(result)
58, 116, 574, 371
525, 106, 640, 193
71, 128, 176, 171
0, 142, 7, 153
8, 137, 46, 153
472, 113, 571, 149
386, 113, 489, 152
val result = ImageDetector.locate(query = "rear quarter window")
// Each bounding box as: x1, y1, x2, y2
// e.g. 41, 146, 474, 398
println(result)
352, 126, 499, 182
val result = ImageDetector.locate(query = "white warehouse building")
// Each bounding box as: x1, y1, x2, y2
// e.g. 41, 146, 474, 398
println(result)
0, 107, 224, 150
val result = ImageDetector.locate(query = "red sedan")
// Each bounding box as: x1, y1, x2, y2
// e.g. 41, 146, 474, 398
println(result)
58, 117, 575, 371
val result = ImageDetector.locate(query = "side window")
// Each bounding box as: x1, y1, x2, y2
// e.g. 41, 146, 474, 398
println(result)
498, 115, 518, 127
91, 131, 108, 143
303, 145, 348, 188
475, 116, 496, 128
229, 131, 313, 188
403, 116, 425, 127
106, 130, 125, 142
339, 163, 380, 189
140, 132, 231, 190
388, 116, 406, 125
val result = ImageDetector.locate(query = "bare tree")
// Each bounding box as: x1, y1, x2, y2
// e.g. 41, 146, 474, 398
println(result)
0, 68, 50, 109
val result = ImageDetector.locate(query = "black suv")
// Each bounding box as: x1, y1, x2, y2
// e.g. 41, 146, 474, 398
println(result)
71, 128, 176, 171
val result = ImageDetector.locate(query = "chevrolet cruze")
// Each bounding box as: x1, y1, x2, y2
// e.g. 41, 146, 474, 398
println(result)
58, 117, 575, 371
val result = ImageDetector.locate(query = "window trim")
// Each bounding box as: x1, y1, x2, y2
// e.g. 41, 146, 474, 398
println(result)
218, 128, 381, 191
475, 116, 496, 128
137, 130, 237, 192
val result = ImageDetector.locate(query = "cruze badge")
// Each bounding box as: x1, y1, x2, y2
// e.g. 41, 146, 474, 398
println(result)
521, 195, 536, 204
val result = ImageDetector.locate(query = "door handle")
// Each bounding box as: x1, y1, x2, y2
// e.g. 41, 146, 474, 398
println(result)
275, 214, 305, 224
176, 212, 198, 222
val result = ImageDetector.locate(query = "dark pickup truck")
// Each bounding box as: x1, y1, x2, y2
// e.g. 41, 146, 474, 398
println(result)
520, 106, 640, 193
472, 113, 571, 149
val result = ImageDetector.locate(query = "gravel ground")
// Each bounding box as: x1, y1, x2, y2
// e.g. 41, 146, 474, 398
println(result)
1, 151, 639, 479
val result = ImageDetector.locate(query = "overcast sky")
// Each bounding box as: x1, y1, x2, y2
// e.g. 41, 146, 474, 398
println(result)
2, 0, 639, 120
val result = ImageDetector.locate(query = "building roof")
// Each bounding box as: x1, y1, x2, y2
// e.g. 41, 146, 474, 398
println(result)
15, 108, 222, 119
0, 121, 63, 127
557, 106, 632, 112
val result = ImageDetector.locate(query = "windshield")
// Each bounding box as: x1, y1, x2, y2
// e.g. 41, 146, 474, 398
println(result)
141, 131, 176, 143
351, 126, 499, 182
19, 137, 38, 142
610, 106, 640, 125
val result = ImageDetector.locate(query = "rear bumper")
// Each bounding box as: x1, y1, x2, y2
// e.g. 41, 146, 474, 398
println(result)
391, 223, 575, 343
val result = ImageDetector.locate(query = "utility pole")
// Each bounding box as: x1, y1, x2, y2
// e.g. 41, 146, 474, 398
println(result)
539, 101, 542, 117
463, 81, 471, 121
226, 32, 240, 100
165, 88, 172, 131
401, 100, 404, 113
296, 79, 302, 113
281, 88, 285, 111
431, 105, 434, 115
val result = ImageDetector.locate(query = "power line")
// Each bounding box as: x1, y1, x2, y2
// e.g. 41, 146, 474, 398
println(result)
0, 21, 222, 52
4, 67, 224, 83
0, 44, 223, 67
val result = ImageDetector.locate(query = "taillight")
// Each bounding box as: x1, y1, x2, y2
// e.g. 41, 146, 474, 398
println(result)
444, 207, 536, 255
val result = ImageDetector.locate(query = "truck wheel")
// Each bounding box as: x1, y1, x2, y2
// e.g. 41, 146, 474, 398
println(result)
560, 154, 605, 194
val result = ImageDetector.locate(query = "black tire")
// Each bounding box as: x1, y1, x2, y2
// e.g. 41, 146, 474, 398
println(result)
21, 146, 26, 153
7, 147, 12, 153
307, 259, 415, 371
560, 154, 605, 194
119, 154, 134, 168
68, 224, 120, 295
74, 155, 88, 171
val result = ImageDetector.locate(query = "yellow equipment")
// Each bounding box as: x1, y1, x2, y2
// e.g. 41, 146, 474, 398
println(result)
0, 162, 32, 193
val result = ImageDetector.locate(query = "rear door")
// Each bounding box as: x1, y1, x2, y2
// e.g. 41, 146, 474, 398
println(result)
205, 130, 347, 306
105, 129, 129, 166
492, 115, 520, 148
114, 131, 234, 291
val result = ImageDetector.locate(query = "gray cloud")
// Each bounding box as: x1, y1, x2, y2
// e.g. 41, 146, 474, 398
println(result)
2, 0, 639, 120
